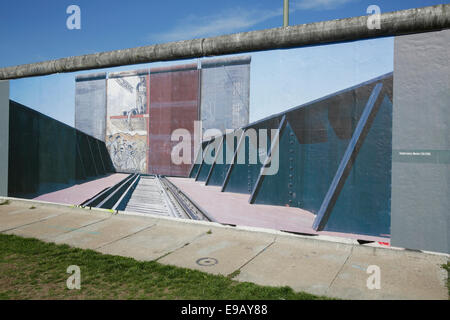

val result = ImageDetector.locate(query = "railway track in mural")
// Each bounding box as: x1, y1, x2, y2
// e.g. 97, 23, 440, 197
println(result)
80, 174, 213, 222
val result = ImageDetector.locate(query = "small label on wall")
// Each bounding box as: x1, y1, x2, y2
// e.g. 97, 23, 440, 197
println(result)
393, 149, 450, 164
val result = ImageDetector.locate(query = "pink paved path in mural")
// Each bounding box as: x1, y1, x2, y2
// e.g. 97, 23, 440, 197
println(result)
168, 177, 390, 243
34, 173, 129, 205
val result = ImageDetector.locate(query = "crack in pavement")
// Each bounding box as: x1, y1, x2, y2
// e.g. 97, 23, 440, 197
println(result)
1, 211, 65, 233
154, 230, 213, 262
94, 223, 158, 250
228, 235, 278, 278
325, 245, 354, 295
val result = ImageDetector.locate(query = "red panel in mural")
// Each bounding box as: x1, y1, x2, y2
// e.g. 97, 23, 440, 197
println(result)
148, 64, 199, 176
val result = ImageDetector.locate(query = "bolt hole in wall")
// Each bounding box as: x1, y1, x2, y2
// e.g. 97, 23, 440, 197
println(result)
4, 31, 450, 254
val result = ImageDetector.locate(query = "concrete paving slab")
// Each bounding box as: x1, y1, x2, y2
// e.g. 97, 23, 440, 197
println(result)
99, 219, 211, 261
235, 235, 353, 296
158, 228, 276, 276
326, 245, 449, 300
0, 201, 39, 214
0, 206, 28, 216
5, 211, 111, 242
0, 198, 447, 300
0, 205, 64, 232
52, 214, 158, 250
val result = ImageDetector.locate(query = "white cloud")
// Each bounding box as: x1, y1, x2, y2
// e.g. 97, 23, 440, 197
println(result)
294, 0, 357, 10
151, 7, 282, 42
150, 0, 358, 42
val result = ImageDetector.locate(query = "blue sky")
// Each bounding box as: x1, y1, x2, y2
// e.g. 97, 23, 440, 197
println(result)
1, 0, 445, 125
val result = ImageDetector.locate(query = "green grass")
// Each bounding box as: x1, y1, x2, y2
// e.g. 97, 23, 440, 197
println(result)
443, 262, 450, 297
0, 200, 10, 206
0, 234, 329, 300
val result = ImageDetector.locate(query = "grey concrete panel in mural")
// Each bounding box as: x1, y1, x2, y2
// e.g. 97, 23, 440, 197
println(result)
200, 56, 250, 137
392, 29, 450, 253
75, 73, 107, 142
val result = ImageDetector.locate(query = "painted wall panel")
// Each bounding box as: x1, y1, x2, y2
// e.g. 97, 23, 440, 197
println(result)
200, 56, 251, 138
75, 73, 107, 142
106, 70, 149, 174
149, 64, 199, 177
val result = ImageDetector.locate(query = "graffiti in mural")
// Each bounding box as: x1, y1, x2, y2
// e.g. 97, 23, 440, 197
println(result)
106, 70, 149, 173
106, 133, 147, 173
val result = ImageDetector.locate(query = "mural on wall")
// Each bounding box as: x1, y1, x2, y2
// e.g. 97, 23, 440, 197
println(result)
195, 74, 393, 239
13, 26, 448, 254
75, 57, 252, 176
200, 56, 251, 138
148, 64, 200, 177
106, 132, 147, 174
106, 70, 149, 173
74, 73, 107, 142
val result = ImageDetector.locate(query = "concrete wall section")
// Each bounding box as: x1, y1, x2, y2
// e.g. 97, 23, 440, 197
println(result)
200, 56, 251, 138
392, 29, 450, 253
75, 73, 107, 142
106, 70, 149, 174
0, 81, 9, 197
149, 64, 199, 177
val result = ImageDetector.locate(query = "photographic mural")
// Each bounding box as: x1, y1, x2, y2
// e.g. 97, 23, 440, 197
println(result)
75, 57, 252, 176
5, 32, 449, 254
106, 70, 149, 174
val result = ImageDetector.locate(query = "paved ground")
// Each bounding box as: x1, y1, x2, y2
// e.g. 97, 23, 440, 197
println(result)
33, 173, 129, 205
0, 198, 448, 300
168, 177, 391, 243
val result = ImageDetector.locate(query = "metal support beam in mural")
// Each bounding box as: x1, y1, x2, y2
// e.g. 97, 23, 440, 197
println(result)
190, 73, 393, 238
